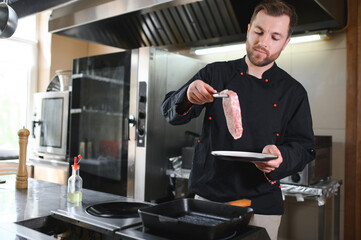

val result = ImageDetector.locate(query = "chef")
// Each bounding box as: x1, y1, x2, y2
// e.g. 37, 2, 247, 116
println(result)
161, 0, 315, 239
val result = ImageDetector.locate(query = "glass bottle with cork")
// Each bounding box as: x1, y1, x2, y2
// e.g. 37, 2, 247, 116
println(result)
67, 155, 83, 204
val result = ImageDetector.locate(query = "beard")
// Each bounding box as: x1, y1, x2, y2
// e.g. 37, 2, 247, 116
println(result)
246, 42, 282, 67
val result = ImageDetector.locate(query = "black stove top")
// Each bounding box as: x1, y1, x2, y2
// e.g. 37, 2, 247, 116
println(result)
116, 225, 270, 240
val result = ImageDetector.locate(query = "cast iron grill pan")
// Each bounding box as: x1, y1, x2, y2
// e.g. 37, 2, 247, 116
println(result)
86, 201, 152, 218
138, 198, 253, 240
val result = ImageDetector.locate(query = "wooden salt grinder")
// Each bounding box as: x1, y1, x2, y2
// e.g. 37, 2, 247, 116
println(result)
16, 127, 30, 189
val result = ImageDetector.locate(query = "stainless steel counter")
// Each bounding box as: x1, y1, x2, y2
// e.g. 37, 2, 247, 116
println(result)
0, 175, 137, 239
0, 175, 269, 240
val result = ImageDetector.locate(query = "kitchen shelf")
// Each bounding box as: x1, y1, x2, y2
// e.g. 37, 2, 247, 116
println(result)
70, 108, 123, 117
72, 73, 129, 86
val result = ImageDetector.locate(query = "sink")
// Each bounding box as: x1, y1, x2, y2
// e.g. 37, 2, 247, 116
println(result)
16, 215, 105, 239
86, 201, 152, 218
16, 216, 68, 236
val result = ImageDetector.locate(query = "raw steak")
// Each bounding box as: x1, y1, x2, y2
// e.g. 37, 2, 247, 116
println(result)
222, 90, 243, 139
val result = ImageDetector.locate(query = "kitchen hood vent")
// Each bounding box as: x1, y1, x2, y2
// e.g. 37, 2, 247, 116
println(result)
45, 0, 346, 50
9, 0, 78, 18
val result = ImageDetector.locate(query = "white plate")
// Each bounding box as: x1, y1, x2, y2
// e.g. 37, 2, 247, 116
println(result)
211, 151, 277, 162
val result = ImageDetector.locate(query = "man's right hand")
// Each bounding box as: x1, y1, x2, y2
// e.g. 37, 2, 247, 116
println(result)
187, 80, 217, 105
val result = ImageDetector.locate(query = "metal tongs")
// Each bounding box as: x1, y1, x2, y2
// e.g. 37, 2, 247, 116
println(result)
212, 93, 229, 98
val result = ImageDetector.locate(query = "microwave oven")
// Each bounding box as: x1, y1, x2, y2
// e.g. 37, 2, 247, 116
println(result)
32, 91, 70, 160
280, 135, 332, 186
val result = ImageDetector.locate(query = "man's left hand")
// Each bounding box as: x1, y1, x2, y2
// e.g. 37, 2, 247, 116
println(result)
253, 145, 283, 173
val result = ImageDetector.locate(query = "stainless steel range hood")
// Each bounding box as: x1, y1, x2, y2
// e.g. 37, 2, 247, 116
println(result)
9, 0, 78, 18
46, 0, 346, 50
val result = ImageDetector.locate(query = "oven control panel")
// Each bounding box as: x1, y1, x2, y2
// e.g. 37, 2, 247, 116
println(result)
137, 82, 147, 147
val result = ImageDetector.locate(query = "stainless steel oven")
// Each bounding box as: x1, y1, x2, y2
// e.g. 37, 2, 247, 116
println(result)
280, 136, 332, 186
32, 91, 70, 160
69, 47, 204, 202
30, 91, 71, 185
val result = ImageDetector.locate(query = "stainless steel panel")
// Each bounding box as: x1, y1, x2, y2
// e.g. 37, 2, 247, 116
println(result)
219, 0, 240, 35
49, 0, 246, 49
134, 147, 147, 202
10, 0, 77, 18
49, 0, 201, 32
176, 5, 198, 42
134, 48, 151, 201
143, 13, 163, 46
183, 4, 205, 39
208, 0, 228, 36
127, 49, 139, 199
161, 8, 184, 44
11, 0, 343, 50
138, 14, 157, 46
131, 15, 151, 47
189, 3, 212, 39
199, 1, 220, 38
169, 7, 191, 42
143, 47, 168, 202
315, 0, 346, 27
52, 202, 142, 234
142, 48, 204, 201
153, 11, 175, 45
148, 12, 170, 45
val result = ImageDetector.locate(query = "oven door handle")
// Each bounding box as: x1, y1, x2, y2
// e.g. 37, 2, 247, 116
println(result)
127, 115, 136, 140
32, 120, 42, 138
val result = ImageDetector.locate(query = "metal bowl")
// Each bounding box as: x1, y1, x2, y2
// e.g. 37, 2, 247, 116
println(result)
0, 2, 18, 38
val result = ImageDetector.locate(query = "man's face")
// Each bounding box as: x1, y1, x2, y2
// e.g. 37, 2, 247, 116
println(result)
246, 10, 291, 67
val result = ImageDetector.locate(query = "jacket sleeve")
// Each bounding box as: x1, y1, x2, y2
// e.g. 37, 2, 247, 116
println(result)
267, 90, 316, 180
160, 68, 208, 125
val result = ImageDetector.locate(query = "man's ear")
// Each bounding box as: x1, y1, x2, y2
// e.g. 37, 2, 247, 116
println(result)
246, 24, 250, 38
282, 37, 291, 50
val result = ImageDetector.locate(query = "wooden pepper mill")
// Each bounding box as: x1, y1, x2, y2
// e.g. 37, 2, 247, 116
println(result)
16, 127, 30, 189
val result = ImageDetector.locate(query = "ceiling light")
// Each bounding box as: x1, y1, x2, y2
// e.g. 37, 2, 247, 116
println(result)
192, 33, 328, 56
193, 43, 246, 56
289, 33, 328, 44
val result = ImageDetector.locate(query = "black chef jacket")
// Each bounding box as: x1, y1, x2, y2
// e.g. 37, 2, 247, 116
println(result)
161, 57, 315, 215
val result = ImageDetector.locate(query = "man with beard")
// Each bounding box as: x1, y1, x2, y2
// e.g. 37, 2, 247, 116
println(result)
161, 0, 315, 239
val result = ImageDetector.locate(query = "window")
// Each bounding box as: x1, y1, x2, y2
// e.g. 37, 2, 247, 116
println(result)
0, 15, 37, 159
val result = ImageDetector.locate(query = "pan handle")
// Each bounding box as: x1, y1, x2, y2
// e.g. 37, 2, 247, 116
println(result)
230, 216, 243, 222
158, 215, 178, 224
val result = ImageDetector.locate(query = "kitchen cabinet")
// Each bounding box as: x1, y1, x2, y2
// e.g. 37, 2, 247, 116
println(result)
281, 179, 342, 240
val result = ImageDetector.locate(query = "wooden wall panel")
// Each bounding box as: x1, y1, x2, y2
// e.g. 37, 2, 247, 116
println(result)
345, 0, 361, 239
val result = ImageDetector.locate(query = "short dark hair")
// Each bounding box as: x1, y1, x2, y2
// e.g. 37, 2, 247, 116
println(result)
250, 0, 298, 37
